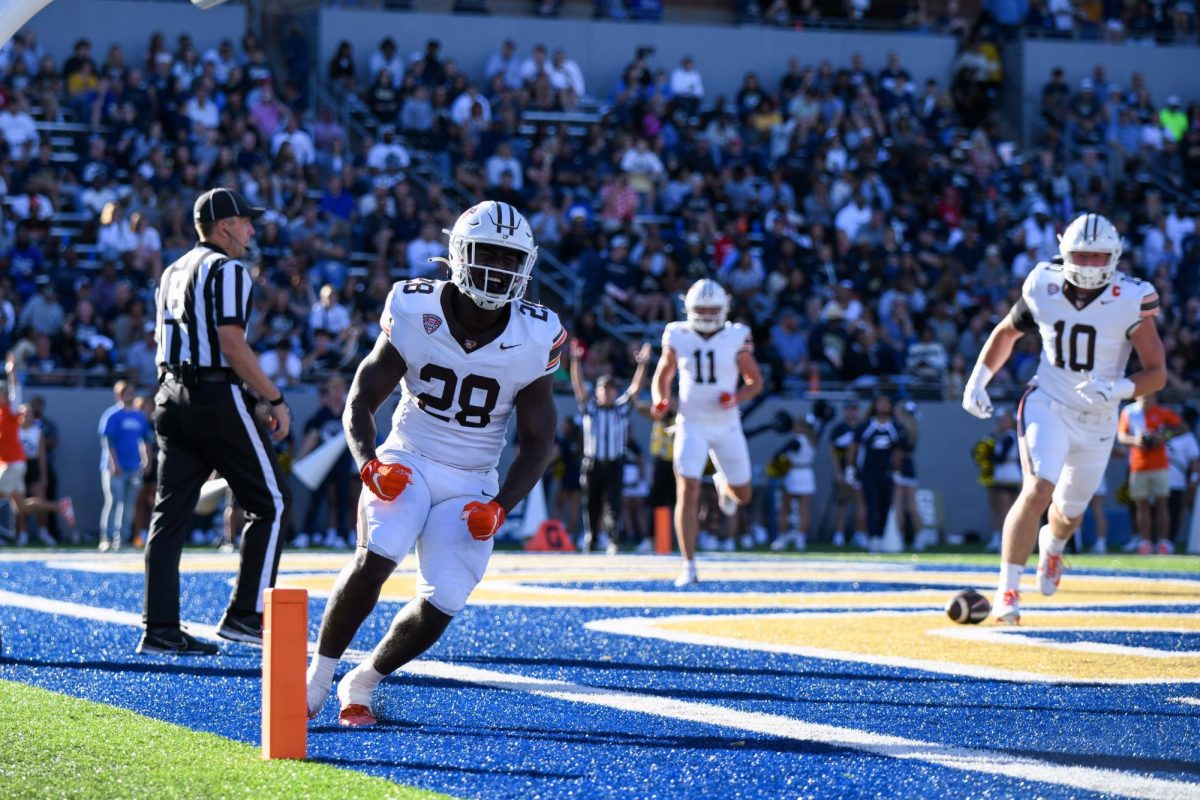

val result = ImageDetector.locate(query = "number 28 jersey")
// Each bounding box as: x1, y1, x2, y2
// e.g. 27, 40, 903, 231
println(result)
1018, 261, 1159, 414
378, 279, 566, 472
662, 321, 753, 423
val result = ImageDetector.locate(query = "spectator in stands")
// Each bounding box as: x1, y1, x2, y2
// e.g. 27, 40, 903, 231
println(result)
0, 93, 38, 160
259, 337, 301, 390
369, 37, 405, 89
485, 38, 522, 91
328, 40, 356, 94
125, 321, 157, 388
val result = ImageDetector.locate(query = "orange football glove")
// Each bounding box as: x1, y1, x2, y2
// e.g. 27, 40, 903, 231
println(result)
461, 500, 506, 541
651, 400, 670, 419
360, 458, 413, 502
719, 392, 737, 410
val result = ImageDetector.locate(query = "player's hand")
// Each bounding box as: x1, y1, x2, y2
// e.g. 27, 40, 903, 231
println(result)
962, 380, 993, 418
719, 391, 737, 410
360, 458, 413, 502
269, 402, 291, 442
461, 499, 505, 541
651, 399, 670, 419
1074, 373, 1133, 406
571, 338, 586, 360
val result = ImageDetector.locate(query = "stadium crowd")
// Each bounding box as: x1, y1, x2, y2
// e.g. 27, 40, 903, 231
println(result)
5, 19, 1198, 402
0, 10, 1196, 551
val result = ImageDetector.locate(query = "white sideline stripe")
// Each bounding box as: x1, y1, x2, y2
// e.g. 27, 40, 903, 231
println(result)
584, 614, 1200, 685
1169, 697, 1200, 707
229, 386, 285, 615
2, 589, 1199, 799
930, 626, 1200, 659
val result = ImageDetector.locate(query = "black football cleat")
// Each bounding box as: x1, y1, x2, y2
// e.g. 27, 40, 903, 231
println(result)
137, 627, 219, 656
216, 610, 263, 646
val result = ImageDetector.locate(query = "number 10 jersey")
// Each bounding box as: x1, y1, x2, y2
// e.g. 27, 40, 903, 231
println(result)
1019, 261, 1158, 415
378, 279, 566, 472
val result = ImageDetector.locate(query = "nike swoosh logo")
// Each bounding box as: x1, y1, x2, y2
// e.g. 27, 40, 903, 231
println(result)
499, 343, 521, 350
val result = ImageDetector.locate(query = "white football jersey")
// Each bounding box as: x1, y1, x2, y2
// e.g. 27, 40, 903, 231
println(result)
377, 279, 565, 472
662, 321, 753, 423
1020, 262, 1159, 413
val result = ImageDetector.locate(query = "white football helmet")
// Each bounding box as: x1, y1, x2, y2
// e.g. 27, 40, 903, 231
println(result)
684, 279, 730, 333
1059, 212, 1121, 290
440, 200, 538, 310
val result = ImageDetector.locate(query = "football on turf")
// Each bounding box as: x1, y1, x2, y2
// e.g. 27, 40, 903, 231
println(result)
945, 589, 990, 624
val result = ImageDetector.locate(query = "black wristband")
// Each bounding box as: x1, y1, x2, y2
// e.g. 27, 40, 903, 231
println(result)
269, 394, 286, 407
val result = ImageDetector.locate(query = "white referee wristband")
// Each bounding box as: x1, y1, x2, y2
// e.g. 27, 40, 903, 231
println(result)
967, 362, 993, 390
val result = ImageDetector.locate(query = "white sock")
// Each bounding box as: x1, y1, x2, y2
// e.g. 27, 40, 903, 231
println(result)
306, 654, 338, 713
999, 562, 1023, 593
340, 663, 386, 707
1041, 525, 1068, 556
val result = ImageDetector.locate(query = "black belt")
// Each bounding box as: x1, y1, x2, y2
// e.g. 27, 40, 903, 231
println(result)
162, 366, 238, 386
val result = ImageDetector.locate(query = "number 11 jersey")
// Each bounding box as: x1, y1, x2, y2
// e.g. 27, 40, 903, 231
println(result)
662, 321, 753, 424
379, 279, 566, 472
1019, 261, 1158, 414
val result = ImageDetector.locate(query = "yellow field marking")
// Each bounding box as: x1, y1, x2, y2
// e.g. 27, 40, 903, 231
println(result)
630, 611, 1200, 682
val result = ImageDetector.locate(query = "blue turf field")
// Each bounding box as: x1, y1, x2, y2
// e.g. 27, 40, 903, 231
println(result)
2, 551, 1200, 799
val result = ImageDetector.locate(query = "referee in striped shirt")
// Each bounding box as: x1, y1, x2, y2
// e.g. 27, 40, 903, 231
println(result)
570, 340, 652, 553
139, 188, 292, 656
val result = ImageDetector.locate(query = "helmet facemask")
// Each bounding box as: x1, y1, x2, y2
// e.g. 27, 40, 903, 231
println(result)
447, 236, 537, 310
687, 305, 727, 333
1062, 249, 1117, 290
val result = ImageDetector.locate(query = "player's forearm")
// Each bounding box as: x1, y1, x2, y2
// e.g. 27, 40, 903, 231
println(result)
736, 375, 763, 404
977, 324, 1022, 377
343, 396, 380, 471
219, 330, 282, 402
651, 363, 674, 405
494, 437, 554, 513
1129, 364, 1167, 397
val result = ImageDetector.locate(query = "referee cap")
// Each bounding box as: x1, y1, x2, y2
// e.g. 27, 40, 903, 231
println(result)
194, 188, 266, 224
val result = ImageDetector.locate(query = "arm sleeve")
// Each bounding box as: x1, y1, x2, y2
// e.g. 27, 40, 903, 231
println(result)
1140, 282, 1160, 319
215, 261, 251, 327
545, 325, 567, 374
1008, 296, 1037, 333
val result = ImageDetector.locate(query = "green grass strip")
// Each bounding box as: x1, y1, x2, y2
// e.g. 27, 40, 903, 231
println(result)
0, 680, 452, 800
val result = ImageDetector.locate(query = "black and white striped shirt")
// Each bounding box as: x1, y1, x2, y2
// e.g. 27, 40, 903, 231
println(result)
155, 244, 252, 370
582, 398, 633, 462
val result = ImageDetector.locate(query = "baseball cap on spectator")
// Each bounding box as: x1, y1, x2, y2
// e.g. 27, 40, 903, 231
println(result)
193, 188, 265, 224
1167, 95, 1182, 107
985, 244, 1001, 257
1080, 78, 1094, 91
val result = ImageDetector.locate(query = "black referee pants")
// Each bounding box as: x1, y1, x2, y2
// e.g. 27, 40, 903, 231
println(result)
143, 377, 291, 630
583, 458, 624, 546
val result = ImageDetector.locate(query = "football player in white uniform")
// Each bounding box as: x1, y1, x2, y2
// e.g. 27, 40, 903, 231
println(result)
305, 201, 564, 726
651, 279, 763, 586
962, 213, 1165, 623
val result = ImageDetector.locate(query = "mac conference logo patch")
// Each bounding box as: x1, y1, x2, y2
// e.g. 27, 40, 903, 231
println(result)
423, 314, 442, 334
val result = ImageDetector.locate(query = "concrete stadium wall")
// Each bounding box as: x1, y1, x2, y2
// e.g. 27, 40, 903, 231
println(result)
37, 387, 1126, 542
319, 9, 960, 101
1017, 39, 1200, 143
23, 0, 244, 64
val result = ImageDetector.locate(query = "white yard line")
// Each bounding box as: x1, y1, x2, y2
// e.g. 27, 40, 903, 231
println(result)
584, 613, 1200, 685
0, 588, 1198, 798
1168, 697, 1200, 707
